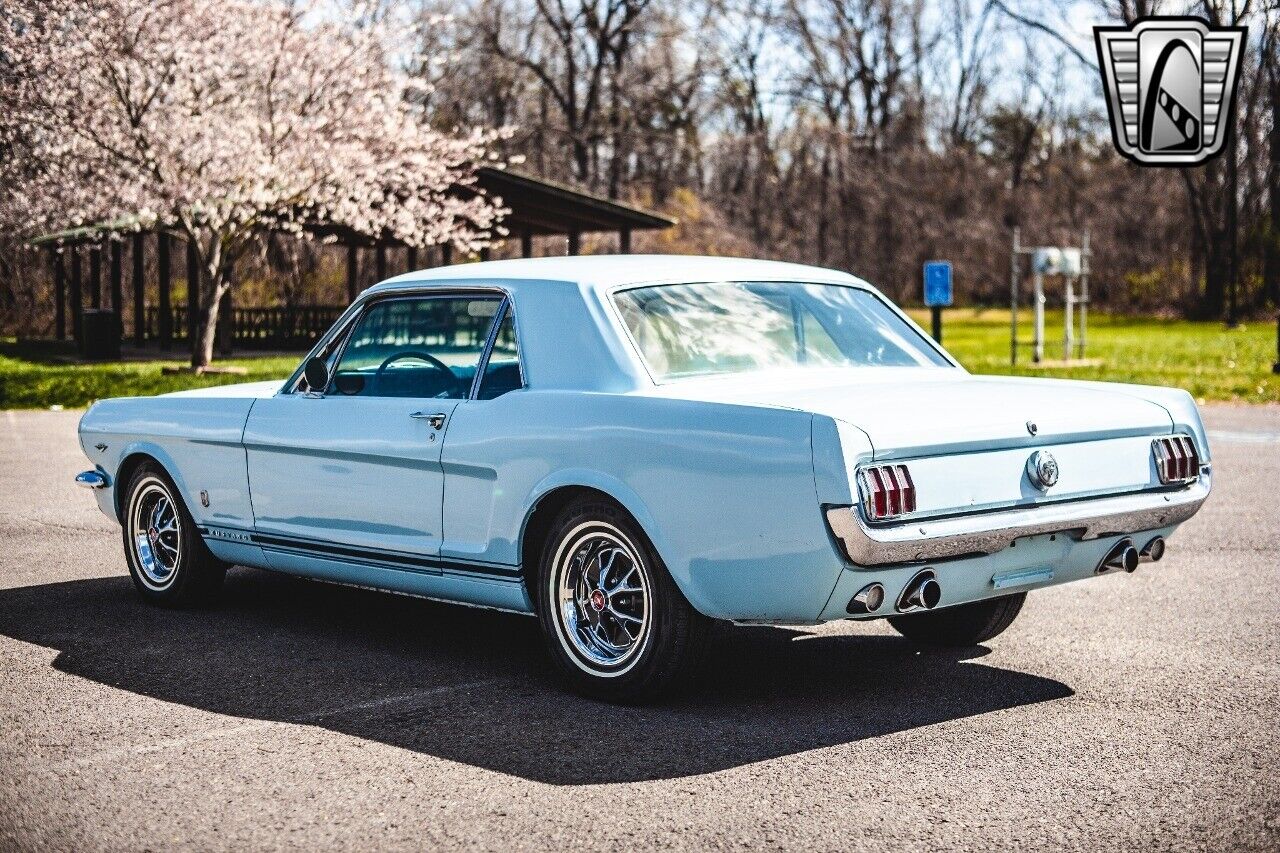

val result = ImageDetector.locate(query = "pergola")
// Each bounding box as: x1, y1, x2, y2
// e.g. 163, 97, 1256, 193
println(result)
34, 167, 675, 352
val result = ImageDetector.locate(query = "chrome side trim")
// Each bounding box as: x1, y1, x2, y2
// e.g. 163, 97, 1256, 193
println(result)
75, 469, 109, 490
825, 473, 1210, 568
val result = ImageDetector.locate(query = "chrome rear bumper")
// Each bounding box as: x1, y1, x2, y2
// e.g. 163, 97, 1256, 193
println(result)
825, 472, 1210, 567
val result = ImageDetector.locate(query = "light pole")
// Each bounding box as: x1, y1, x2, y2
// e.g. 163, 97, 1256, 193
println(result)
1273, 312, 1279, 374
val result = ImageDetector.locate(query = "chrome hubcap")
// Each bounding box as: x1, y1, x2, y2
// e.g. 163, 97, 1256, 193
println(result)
129, 481, 181, 588
555, 525, 651, 672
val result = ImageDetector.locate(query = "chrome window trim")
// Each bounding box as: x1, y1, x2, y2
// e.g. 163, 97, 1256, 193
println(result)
469, 298, 526, 401
283, 285, 511, 398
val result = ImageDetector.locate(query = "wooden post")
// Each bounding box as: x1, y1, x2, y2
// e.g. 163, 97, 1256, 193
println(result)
70, 248, 83, 342
521, 229, 533, 259
89, 244, 102, 309
567, 231, 581, 256
619, 228, 632, 254
346, 244, 358, 303
132, 233, 145, 346
157, 233, 172, 348
186, 239, 199, 345
375, 244, 387, 281
406, 246, 418, 272
109, 239, 123, 338
480, 246, 492, 262
51, 247, 66, 341
441, 243, 453, 266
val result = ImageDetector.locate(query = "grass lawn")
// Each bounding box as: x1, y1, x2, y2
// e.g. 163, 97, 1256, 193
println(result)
2, 310, 1277, 408
906, 308, 1279, 405
0, 340, 298, 409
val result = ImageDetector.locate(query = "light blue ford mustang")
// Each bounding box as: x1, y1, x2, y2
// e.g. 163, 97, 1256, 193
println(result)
76, 256, 1211, 701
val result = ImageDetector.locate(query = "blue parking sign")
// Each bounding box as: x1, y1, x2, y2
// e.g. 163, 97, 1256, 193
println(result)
924, 261, 952, 307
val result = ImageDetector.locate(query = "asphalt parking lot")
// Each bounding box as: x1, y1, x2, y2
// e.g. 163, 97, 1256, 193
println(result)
0, 405, 1277, 851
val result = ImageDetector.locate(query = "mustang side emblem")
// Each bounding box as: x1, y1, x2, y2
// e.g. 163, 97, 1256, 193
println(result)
1027, 450, 1060, 490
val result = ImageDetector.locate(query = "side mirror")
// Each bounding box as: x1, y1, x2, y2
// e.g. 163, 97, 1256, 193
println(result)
303, 357, 329, 393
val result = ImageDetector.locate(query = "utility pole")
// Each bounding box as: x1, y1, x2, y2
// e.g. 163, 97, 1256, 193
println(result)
1273, 312, 1279, 374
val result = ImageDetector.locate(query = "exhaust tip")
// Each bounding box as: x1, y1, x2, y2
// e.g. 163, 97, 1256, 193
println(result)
1140, 536, 1166, 563
847, 582, 886, 615
896, 571, 941, 612
1097, 539, 1139, 574
918, 578, 942, 609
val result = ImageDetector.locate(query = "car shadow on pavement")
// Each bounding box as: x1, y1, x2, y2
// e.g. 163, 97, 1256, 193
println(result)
0, 568, 1074, 785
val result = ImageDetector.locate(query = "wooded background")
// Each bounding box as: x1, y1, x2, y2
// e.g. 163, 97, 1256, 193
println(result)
2, 0, 1277, 336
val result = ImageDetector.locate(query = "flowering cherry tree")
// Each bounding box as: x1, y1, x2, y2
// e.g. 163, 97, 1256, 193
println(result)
0, 0, 509, 367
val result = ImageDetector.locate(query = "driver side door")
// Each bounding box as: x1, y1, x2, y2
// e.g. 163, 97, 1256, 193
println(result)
243, 292, 504, 572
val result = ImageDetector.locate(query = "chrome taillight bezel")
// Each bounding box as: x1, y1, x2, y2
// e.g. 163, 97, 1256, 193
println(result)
1152, 435, 1200, 485
857, 463, 917, 522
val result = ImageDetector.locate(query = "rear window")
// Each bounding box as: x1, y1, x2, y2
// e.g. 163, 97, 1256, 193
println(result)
613, 281, 951, 381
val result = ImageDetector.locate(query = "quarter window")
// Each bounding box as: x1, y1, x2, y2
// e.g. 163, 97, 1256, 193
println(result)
328, 296, 502, 398
475, 306, 523, 400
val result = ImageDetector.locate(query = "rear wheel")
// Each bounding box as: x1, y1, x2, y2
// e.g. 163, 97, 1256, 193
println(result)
122, 462, 226, 607
888, 592, 1026, 647
536, 498, 710, 703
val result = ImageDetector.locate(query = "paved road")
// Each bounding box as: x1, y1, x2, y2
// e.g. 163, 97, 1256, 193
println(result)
0, 406, 1277, 852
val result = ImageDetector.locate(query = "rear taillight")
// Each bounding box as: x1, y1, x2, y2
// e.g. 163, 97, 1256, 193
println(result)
858, 463, 916, 521
1152, 435, 1200, 484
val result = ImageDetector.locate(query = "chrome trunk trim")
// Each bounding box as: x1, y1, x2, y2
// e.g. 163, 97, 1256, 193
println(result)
825, 473, 1210, 568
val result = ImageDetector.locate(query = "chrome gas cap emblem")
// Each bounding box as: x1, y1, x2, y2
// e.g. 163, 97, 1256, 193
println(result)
1026, 450, 1060, 490
1026, 421, 1038, 436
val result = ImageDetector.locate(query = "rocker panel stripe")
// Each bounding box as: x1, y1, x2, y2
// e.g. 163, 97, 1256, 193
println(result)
199, 525, 521, 579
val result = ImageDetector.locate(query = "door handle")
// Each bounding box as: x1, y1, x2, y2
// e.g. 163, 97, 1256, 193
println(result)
410, 411, 447, 430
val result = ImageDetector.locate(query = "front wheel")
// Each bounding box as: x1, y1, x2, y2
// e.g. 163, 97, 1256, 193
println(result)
536, 498, 710, 703
122, 462, 226, 607
887, 592, 1026, 647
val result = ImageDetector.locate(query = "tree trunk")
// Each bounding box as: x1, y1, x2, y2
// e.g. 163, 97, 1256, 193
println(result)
1225, 128, 1240, 327
572, 138, 591, 185
1266, 28, 1280, 308
187, 235, 230, 370
1203, 231, 1228, 320
191, 277, 230, 369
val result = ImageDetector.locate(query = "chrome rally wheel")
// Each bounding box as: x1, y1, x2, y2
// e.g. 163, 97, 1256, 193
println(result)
536, 498, 710, 703
126, 477, 182, 590
121, 462, 226, 606
552, 522, 653, 675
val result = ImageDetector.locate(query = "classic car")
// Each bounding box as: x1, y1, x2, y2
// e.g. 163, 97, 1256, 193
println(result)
76, 255, 1211, 701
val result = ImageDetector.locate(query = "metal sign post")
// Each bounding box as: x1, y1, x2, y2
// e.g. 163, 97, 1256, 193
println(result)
1011, 230, 1092, 366
923, 261, 953, 344
1011, 228, 1020, 365
1033, 267, 1046, 363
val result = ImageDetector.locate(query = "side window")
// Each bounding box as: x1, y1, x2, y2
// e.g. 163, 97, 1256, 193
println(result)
330, 296, 502, 398
475, 306, 522, 400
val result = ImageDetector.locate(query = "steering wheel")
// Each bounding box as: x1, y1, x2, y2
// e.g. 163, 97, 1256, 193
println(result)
373, 351, 460, 396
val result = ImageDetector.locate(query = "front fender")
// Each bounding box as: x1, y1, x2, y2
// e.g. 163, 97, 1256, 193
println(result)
77, 396, 256, 531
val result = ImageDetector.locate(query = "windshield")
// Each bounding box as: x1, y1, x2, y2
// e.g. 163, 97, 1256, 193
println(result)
613, 281, 952, 381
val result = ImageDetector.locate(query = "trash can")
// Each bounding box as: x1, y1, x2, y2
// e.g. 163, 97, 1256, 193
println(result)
80, 309, 121, 360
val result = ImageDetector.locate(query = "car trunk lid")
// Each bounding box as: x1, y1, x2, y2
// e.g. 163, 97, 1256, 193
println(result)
653, 368, 1177, 516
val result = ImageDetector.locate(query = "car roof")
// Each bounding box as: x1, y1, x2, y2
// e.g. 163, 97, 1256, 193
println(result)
370, 254, 867, 295
361, 255, 881, 394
